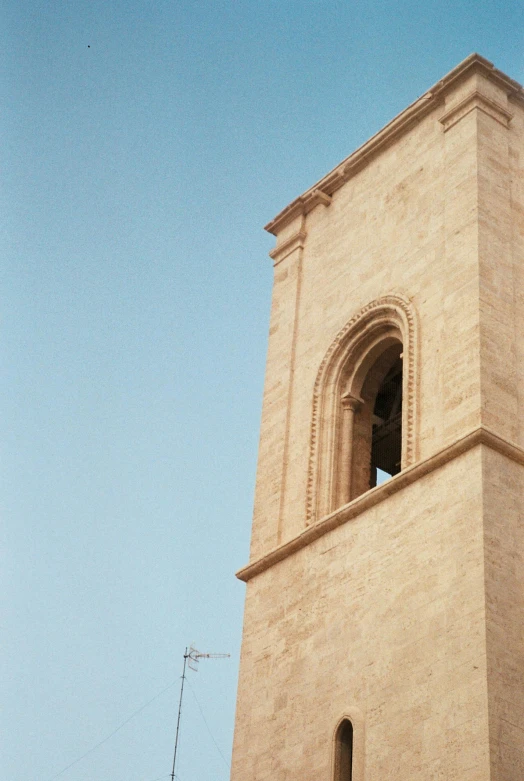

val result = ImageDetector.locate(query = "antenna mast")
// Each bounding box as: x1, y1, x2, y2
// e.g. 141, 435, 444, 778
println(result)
170, 645, 230, 781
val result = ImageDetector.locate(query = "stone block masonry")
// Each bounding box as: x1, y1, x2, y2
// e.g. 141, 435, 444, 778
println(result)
231, 55, 524, 780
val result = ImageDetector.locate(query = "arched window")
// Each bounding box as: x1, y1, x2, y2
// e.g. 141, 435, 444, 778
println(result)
334, 719, 353, 781
369, 349, 403, 486
306, 295, 417, 524
338, 339, 403, 502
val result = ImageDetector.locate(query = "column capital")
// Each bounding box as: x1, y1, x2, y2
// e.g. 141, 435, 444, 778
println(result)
341, 393, 363, 412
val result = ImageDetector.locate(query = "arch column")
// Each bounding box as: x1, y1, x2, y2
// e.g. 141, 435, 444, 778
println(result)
338, 393, 362, 506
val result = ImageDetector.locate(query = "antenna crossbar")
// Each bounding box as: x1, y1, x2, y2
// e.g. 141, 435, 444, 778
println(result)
170, 645, 230, 781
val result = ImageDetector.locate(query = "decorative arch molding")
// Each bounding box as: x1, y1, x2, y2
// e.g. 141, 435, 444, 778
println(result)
306, 294, 418, 524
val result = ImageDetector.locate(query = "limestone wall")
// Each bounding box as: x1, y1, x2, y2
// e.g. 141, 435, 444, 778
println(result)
236, 56, 524, 781
250, 60, 524, 559
482, 447, 524, 779
233, 448, 489, 780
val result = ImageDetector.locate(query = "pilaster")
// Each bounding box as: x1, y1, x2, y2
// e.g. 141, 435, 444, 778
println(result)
249, 215, 306, 558
439, 76, 483, 445
440, 70, 523, 779
476, 80, 518, 441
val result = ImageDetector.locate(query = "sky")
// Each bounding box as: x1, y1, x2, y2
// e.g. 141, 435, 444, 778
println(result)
2, 2, 524, 781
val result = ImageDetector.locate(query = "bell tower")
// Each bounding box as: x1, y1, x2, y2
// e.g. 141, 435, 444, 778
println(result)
231, 54, 524, 779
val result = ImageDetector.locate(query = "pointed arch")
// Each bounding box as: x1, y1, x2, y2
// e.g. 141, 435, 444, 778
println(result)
306, 294, 418, 523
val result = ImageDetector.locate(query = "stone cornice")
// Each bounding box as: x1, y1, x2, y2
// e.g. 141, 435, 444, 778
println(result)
439, 90, 513, 131
267, 190, 332, 247
264, 54, 524, 237
236, 425, 524, 582
269, 229, 307, 265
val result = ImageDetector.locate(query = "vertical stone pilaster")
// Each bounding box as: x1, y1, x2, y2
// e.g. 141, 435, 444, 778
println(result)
274, 225, 306, 545
440, 73, 523, 780
249, 216, 306, 557
476, 84, 518, 440
440, 77, 483, 445
474, 79, 522, 781
439, 72, 518, 442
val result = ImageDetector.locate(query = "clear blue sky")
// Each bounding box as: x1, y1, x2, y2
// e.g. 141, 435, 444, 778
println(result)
2, 2, 523, 780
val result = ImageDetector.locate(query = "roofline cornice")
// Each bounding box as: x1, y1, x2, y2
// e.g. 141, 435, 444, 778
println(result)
264, 54, 524, 236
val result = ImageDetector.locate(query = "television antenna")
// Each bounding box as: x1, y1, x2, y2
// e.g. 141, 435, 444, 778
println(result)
170, 645, 230, 781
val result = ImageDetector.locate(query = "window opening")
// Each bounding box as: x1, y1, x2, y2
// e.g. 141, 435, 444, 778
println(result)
335, 719, 353, 781
369, 356, 402, 488
342, 341, 403, 501
307, 295, 416, 524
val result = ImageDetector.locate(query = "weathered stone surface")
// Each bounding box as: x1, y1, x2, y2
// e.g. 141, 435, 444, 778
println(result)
232, 54, 524, 780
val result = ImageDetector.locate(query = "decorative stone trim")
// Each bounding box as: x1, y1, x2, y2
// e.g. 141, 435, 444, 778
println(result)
269, 229, 307, 265
236, 425, 524, 582
267, 190, 333, 249
439, 90, 513, 132
307, 189, 332, 210
341, 394, 362, 410
306, 294, 418, 524
265, 54, 524, 236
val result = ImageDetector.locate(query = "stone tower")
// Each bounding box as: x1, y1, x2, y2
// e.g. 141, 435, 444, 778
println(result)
231, 55, 524, 780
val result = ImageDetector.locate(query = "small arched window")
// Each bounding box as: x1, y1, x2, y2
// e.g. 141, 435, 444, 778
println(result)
334, 719, 353, 781
306, 295, 417, 524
